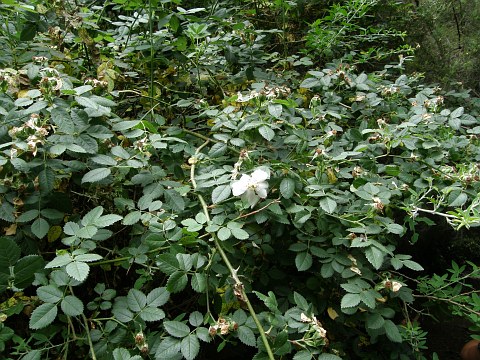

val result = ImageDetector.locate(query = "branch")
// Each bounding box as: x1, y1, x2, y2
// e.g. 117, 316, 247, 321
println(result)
413, 294, 480, 317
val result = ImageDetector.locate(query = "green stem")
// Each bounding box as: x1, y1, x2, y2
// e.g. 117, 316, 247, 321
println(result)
70, 286, 96, 360
90, 246, 168, 266
190, 140, 275, 360
82, 313, 97, 360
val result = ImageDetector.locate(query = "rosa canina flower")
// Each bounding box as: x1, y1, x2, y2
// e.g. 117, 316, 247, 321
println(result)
231, 168, 270, 208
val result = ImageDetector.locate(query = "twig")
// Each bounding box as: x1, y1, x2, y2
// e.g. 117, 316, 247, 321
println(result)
235, 199, 281, 220
413, 294, 480, 317
411, 206, 457, 219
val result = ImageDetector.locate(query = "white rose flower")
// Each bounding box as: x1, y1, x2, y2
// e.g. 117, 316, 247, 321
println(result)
231, 168, 270, 208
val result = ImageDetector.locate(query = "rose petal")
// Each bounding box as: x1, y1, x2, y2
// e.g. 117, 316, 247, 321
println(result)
243, 189, 260, 208
231, 174, 250, 196
251, 168, 269, 182
255, 182, 268, 198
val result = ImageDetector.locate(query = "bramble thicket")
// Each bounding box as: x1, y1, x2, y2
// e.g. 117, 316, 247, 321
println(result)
2, 1, 480, 359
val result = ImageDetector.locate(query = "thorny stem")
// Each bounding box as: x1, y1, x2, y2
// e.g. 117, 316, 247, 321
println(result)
190, 140, 275, 360
234, 199, 281, 220
90, 246, 168, 266
411, 206, 457, 220
70, 286, 96, 360
413, 294, 480, 317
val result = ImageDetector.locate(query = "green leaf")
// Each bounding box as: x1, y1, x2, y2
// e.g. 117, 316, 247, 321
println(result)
341, 293, 361, 309
113, 348, 132, 360
300, 77, 321, 88
268, 103, 283, 118
191, 272, 207, 293
196, 327, 212, 343
112, 304, 134, 323
157, 253, 180, 275
164, 320, 191, 338
156, 337, 182, 359
37, 285, 63, 303
181, 334, 200, 360
167, 271, 188, 293
0, 202, 15, 222
293, 350, 313, 360
280, 178, 295, 199
386, 223, 404, 235
94, 214, 123, 227
402, 260, 424, 271
91, 154, 118, 166
139, 306, 165, 322
189, 311, 203, 327
365, 247, 384, 270
259, 125, 275, 141
20, 22, 37, 41
319, 197, 337, 214
164, 189, 185, 212
66, 261, 90, 282
208, 142, 228, 157
13, 196, 37, 215
31, 218, 49, 239
112, 120, 141, 131
64, 222, 80, 236
254, 291, 278, 312
212, 184, 231, 204
68, 144, 87, 153
449, 192, 468, 207
176, 254, 193, 272
38, 168, 55, 194
181, 218, 203, 232
450, 106, 464, 118
81, 168, 111, 183
61, 295, 84, 316
318, 355, 343, 360
384, 320, 402, 343
0, 237, 21, 271
359, 290, 376, 309
147, 287, 170, 307
41, 209, 64, 220
20, 350, 42, 360
29, 303, 58, 329
74, 254, 103, 263
122, 211, 142, 225
82, 206, 104, 226
295, 252, 313, 271
293, 291, 309, 310
45, 254, 73, 269
48, 144, 67, 155
366, 313, 384, 330
111, 146, 130, 159
127, 288, 147, 312
76, 225, 98, 239
14, 255, 44, 289
230, 227, 249, 240
217, 227, 231, 241
238, 325, 256, 347
75, 96, 98, 109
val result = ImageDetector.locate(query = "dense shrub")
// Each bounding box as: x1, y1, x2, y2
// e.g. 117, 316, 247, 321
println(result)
1, 1, 480, 360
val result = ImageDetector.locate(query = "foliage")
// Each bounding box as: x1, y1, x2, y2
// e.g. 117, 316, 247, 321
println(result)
1, 0, 480, 359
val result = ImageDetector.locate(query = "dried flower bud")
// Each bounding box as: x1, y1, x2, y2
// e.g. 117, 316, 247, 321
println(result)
135, 332, 144, 345
208, 326, 217, 336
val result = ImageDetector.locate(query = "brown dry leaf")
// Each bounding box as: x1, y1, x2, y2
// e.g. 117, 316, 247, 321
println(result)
4, 223, 17, 235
